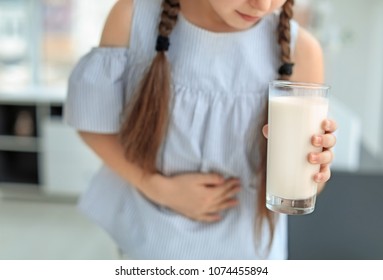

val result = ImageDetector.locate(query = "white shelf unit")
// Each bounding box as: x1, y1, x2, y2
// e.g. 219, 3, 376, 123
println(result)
0, 88, 101, 195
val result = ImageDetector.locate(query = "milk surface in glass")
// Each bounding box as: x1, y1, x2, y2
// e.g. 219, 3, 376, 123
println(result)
266, 81, 329, 215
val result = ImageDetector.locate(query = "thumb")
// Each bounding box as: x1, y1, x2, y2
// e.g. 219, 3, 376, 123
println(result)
262, 124, 269, 139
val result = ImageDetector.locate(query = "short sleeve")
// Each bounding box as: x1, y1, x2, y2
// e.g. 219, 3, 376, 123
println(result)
64, 47, 129, 133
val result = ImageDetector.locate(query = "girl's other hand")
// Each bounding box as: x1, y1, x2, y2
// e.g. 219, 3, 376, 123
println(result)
144, 173, 241, 223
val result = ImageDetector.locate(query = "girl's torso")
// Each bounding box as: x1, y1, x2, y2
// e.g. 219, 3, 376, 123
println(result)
75, 0, 298, 259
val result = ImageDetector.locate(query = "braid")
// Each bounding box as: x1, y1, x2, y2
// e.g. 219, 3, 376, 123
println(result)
119, 0, 180, 173
277, 0, 295, 79
156, 0, 180, 51
255, 0, 295, 255
159, 0, 180, 37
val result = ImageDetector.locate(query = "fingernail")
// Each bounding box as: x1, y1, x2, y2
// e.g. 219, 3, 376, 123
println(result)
313, 136, 322, 146
325, 120, 331, 131
310, 154, 318, 163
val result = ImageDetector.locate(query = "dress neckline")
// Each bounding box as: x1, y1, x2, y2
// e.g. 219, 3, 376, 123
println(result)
177, 12, 269, 38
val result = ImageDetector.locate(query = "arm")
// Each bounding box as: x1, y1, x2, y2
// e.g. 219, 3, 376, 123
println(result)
99, 0, 133, 47
78, 131, 240, 222
291, 27, 337, 194
290, 27, 324, 84
75, 0, 239, 222
74, 0, 166, 201
78, 132, 169, 204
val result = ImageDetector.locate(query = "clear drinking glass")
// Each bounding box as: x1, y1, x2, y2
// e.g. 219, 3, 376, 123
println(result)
266, 81, 330, 215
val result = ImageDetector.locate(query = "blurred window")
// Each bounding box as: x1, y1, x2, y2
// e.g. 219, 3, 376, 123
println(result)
0, 0, 30, 89
0, 0, 115, 90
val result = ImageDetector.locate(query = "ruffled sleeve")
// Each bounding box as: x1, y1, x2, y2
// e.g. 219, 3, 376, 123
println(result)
64, 47, 129, 133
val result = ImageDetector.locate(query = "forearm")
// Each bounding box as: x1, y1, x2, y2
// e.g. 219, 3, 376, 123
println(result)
77, 132, 237, 222
78, 131, 167, 204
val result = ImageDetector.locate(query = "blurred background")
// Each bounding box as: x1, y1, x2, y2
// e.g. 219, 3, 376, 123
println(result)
0, 0, 382, 259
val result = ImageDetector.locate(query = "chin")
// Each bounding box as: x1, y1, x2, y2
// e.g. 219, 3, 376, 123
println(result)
227, 19, 261, 31
231, 23, 257, 31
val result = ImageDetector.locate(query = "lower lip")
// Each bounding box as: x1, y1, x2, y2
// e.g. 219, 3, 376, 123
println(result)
236, 11, 260, 22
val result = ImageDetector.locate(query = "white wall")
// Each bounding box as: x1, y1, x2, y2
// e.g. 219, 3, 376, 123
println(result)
324, 0, 383, 157
71, 0, 117, 57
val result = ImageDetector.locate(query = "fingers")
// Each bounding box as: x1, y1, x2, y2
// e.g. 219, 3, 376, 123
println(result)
308, 147, 333, 184
210, 178, 240, 201
168, 173, 243, 223
222, 185, 241, 200
308, 149, 333, 165
196, 173, 225, 185
215, 199, 239, 212
211, 182, 241, 212
199, 213, 222, 223
312, 134, 336, 149
198, 199, 239, 223
322, 119, 338, 133
262, 125, 268, 139
314, 164, 331, 183
220, 178, 241, 190
308, 119, 337, 185
199, 178, 241, 222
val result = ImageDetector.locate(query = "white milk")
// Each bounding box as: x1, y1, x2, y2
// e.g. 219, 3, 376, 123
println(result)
266, 96, 329, 200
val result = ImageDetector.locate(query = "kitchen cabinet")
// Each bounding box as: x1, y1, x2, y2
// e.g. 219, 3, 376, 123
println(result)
0, 88, 100, 195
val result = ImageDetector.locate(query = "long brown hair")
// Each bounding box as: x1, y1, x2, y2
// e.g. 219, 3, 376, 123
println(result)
119, 0, 180, 173
120, 0, 295, 250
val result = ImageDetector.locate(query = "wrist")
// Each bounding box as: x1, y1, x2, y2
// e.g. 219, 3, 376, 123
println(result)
137, 172, 170, 206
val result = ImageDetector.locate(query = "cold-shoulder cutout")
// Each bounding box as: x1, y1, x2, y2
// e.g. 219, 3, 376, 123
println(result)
291, 26, 324, 84
99, 0, 134, 48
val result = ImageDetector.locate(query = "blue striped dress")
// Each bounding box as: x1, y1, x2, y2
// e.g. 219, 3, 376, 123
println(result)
64, 0, 298, 259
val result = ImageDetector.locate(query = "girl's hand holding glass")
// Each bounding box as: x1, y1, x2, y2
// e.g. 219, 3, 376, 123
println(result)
309, 119, 337, 185
263, 119, 337, 187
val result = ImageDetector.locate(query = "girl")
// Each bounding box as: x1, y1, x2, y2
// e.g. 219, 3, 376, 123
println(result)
65, 0, 337, 259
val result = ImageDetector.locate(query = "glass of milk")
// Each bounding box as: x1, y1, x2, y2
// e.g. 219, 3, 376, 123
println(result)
266, 81, 330, 215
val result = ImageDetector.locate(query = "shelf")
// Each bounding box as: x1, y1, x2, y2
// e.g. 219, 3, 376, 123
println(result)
0, 150, 39, 184
0, 101, 64, 188
0, 104, 37, 137
0, 86, 66, 105
0, 135, 39, 152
